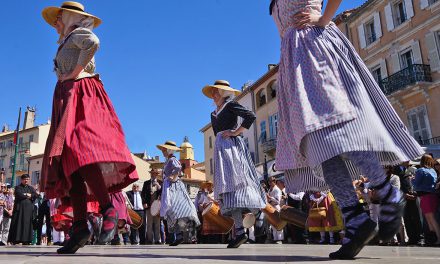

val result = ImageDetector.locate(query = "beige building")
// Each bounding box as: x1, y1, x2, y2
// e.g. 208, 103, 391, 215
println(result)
337, 0, 440, 155
0, 108, 50, 186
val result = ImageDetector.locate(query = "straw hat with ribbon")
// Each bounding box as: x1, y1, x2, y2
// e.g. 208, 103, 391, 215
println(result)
156, 141, 182, 152
42, 1, 102, 28
200, 181, 213, 189
202, 80, 241, 99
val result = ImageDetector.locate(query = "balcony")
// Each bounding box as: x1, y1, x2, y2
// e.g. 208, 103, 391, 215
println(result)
419, 136, 440, 146
15, 164, 29, 172
380, 64, 432, 96
262, 138, 277, 153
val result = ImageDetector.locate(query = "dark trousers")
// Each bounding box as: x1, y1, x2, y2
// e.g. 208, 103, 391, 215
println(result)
129, 210, 146, 244
403, 198, 423, 244
37, 202, 52, 244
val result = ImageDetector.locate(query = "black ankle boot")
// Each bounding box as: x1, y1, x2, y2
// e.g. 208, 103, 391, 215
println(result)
169, 235, 184, 246
97, 205, 118, 245
227, 233, 248, 248
329, 204, 377, 260
57, 222, 91, 254
378, 190, 406, 242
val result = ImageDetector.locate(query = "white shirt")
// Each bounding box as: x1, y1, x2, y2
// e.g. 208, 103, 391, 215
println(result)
269, 185, 282, 210
133, 191, 143, 210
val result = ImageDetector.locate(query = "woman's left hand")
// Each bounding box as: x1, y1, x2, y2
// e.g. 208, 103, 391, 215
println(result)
292, 12, 330, 29
221, 130, 236, 139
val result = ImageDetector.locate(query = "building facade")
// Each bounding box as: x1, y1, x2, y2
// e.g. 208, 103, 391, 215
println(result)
0, 108, 50, 186
338, 0, 440, 154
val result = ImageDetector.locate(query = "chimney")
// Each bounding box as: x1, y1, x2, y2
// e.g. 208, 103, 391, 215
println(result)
268, 64, 277, 71
23, 106, 36, 130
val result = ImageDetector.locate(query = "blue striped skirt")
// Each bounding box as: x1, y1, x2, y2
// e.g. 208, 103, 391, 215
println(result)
277, 24, 424, 193
214, 135, 266, 215
160, 179, 200, 232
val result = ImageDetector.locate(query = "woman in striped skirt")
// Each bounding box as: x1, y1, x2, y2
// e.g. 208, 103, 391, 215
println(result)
158, 141, 200, 246
270, 0, 424, 259
40, 2, 138, 254
202, 80, 266, 248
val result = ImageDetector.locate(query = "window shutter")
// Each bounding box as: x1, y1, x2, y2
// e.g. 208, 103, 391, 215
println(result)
380, 59, 388, 78
385, 3, 395, 31
405, 0, 415, 18
412, 40, 423, 64
358, 24, 366, 49
391, 52, 401, 73
420, 0, 429, 9
426, 32, 440, 71
374, 12, 382, 38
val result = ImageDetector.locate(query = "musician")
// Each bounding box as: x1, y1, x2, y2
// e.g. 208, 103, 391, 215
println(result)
141, 168, 162, 244
157, 141, 200, 246
126, 184, 146, 245
202, 80, 266, 248
267, 177, 284, 244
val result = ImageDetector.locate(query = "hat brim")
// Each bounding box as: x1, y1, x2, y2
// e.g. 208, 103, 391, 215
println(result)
202, 85, 241, 99
42, 6, 102, 28
156, 144, 182, 151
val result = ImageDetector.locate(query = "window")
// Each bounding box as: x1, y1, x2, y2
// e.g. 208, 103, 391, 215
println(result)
364, 19, 376, 45
7, 140, 13, 148
259, 121, 267, 143
371, 66, 382, 84
32, 171, 40, 185
209, 159, 213, 175
269, 114, 278, 140
257, 90, 267, 107
29, 134, 34, 143
19, 154, 25, 165
393, 1, 407, 26
269, 81, 277, 99
407, 105, 431, 143
18, 137, 23, 146
208, 136, 212, 149
400, 49, 413, 69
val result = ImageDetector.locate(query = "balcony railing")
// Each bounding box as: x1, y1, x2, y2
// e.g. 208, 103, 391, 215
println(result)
262, 138, 277, 153
380, 64, 432, 95
419, 136, 440, 146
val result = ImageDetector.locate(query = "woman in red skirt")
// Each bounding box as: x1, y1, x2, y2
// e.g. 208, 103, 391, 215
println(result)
40, 2, 138, 254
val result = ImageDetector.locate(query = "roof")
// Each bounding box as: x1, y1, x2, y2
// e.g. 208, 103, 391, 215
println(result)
344, 0, 377, 23
0, 123, 50, 139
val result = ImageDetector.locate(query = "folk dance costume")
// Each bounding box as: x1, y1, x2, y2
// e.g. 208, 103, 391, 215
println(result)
270, 0, 424, 259
202, 80, 266, 248
158, 141, 200, 246
40, 2, 138, 254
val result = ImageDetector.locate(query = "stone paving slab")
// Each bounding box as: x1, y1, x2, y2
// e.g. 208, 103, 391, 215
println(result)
0, 244, 439, 264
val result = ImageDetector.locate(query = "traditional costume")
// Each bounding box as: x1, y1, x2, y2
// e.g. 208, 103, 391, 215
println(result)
158, 141, 200, 246
202, 80, 266, 248
40, 1, 138, 254
270, 0, 423, 259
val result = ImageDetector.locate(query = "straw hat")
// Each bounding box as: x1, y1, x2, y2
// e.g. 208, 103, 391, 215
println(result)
202, 80, 241, 99
156, 141, 182, 152
42, 1, 102, 28
200, 181, 213, 189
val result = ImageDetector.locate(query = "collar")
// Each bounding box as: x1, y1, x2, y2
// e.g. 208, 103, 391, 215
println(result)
212, 100, 231, 117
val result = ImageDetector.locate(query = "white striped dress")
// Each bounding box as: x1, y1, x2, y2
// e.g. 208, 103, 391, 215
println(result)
272, 0, 424, 193
160, 156, 200, 232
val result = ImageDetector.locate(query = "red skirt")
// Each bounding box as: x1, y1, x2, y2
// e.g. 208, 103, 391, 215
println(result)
41, 76, 138, 199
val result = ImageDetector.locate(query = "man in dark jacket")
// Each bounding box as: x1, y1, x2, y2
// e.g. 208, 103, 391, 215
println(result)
141, 168, 162, 244
126, 183, 146, 244
8, 174, 37, 245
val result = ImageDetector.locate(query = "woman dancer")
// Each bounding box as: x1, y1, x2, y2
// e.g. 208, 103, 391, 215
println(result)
41, 1, 138, 254
202, 80, 266, 248
158, 141, 200, 246
270, 0, 423, 259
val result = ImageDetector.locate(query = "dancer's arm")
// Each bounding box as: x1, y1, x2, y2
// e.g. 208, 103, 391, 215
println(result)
292, 0, 342, 29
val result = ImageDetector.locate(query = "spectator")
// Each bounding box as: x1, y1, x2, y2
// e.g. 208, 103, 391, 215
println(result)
8, 174, 37, 245
267, 177, 284, 244
142, 168, 162, 244
0, 184, 13, 246
126, 183, 146, 245
413, 155, 440, 245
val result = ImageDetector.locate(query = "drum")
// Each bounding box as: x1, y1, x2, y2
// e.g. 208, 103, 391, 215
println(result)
262, 203, 287, 231
202, 202, 234, 234
279, 205, 307, 229
150, 200, 161, 216
128, 208, 143, 230
242, 213, 256, 229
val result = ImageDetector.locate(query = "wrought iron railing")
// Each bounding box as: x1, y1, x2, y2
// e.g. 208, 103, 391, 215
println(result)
262, 138, 277, 153
380, 64, 432, 95
419, 136, 440, 146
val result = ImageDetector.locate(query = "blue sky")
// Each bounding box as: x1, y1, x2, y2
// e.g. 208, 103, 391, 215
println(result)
0, 0, 365, 161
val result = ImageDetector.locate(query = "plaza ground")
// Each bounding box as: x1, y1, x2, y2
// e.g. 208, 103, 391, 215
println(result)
0, 244, 439, 264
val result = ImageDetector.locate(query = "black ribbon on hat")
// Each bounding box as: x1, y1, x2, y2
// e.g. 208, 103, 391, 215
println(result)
62, 4, 85, 12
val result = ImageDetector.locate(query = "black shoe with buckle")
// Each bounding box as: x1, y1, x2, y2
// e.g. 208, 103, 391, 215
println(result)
227, 233, 248, 248
57, 222, 91, 254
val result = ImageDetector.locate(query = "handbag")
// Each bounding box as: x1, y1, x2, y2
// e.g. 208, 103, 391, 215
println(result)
308, 203, 327, 219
